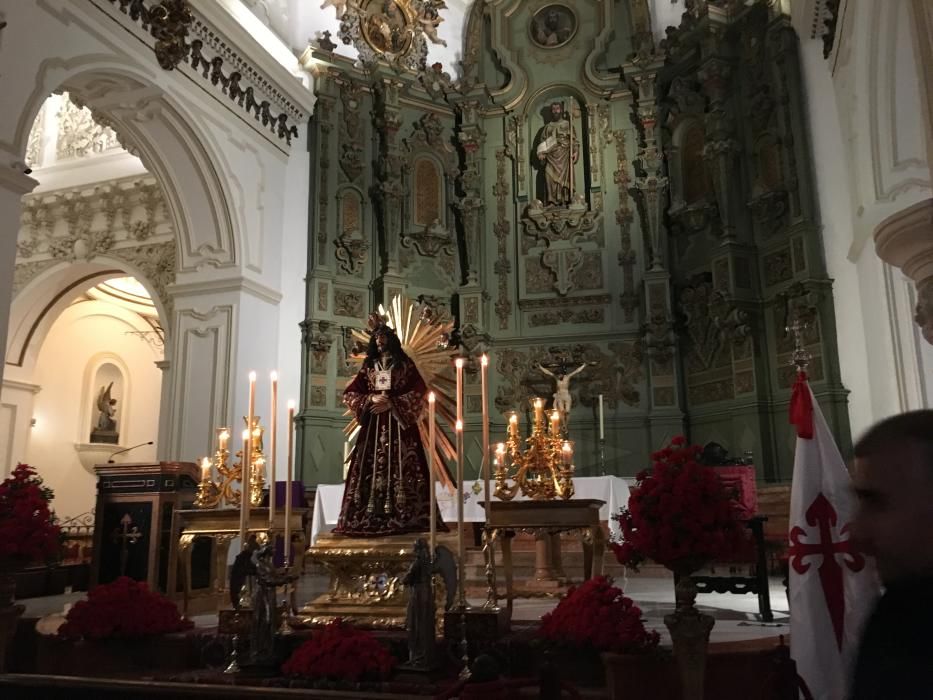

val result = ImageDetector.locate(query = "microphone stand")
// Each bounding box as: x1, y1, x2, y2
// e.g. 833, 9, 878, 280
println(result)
107, 440, 154, 463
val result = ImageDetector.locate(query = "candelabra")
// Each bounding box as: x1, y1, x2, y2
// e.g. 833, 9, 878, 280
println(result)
493, 398, 575, 501
195, 422, 267, 509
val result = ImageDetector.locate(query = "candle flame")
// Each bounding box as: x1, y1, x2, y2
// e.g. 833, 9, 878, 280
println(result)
287, 399, 296, 411
534, 398, 543, 408
509, 414, 518, 424
496, 442, 505, 454
248, 371, 256, 382
219, 429, 230, 441
242, 429, 249, 440
551, 410, 559, 421
270, 370, 278, 382
481, 354, 488, 366
455, 357, 464, 369
455, 419, 463, 431
201, 456, 211, 468
428, 391, 436, 403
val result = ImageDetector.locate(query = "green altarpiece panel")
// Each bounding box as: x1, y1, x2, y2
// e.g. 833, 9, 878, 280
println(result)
296, 0, 850, 488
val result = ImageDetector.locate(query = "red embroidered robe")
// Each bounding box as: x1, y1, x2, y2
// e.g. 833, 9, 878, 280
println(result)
334, 357, 448, 537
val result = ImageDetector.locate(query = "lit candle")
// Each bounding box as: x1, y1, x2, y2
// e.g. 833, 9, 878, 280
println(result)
480, 355, 491, 519
200, 456, 211, 482
428, 392, 436, 558
285, 400, 295, 567
239, 427, 250, 548
550, 410, 560, 436
561, 440, 573, 466
218, 428, 229, 452
455, 418, 465, 607
508, 413, 518, 440
534, 398, 544, 429
598, 393, 605, 441
269, 371, 278, 529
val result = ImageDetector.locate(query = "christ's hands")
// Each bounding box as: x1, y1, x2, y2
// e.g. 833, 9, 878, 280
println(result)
371, 394, 392, 414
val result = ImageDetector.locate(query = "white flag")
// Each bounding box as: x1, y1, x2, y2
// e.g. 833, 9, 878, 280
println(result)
788, 373, 879, 700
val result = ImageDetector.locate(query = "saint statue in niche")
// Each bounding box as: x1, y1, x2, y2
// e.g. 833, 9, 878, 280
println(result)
363, 0, 412, 55
91, 382, 119, 444
534, 101, 580, 207
530, 5, 576, 48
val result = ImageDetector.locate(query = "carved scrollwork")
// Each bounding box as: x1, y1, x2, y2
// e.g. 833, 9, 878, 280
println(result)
334, 231, 370, 275
401, 220, 455, 258
521, 198, 597, 244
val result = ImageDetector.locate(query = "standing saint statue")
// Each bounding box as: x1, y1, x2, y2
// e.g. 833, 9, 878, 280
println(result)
537, 362, 587, 423
335, 314, 449, 536
535, 102, 579, 207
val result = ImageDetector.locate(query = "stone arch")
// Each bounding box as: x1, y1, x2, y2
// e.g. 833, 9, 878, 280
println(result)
6, 257, 170, 374
11, 60, 240, 274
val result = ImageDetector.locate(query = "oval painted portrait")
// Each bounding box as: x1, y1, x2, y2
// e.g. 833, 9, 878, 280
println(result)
362, 0, 413, 56
529, 4, 577, 49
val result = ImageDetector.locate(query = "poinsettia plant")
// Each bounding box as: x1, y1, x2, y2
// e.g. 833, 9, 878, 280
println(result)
612, 436, 746, 573
539, 576, 660, 653
282, 619, 395, 682
0, 463, 62, 571
58, 576, 193, 640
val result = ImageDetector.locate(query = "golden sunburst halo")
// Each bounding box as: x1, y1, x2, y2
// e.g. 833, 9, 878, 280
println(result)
343, 296, 457, 491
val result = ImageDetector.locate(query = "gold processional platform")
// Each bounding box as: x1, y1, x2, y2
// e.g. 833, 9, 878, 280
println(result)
299, 532, 459, 630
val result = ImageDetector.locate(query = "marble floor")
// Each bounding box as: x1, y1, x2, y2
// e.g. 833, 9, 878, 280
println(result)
21, 572, 790, 647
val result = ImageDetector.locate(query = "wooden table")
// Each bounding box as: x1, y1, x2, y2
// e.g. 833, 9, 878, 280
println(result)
482, 499, 606, 613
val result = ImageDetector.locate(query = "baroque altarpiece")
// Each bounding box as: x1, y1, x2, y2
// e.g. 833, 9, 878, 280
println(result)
297, 0, 850, 485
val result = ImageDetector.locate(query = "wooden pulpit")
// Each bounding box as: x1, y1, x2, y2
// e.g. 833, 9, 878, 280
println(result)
90, 461, 199, 593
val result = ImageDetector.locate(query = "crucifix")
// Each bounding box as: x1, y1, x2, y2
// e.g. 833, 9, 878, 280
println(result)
112, 513, 142, 578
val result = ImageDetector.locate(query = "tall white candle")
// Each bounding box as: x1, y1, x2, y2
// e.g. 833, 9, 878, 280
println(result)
598, 393, 605, 441
455, 357, 464, 424
428, 392, 436, 558
269, 371, 278, 529
480, 355, 491, 521
285, 400, 295, 567
239, 428, 249, 548
455, 418, 465, 607
200, 456, 211, 482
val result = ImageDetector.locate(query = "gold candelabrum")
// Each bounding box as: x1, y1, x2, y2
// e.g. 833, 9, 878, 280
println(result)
493, 398, 575, 501
195, 421, 266, 509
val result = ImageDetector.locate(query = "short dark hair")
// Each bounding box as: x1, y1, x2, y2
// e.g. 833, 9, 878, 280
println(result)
854, 410, 933, 471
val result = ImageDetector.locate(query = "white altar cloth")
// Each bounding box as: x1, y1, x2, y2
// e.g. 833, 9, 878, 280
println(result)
309, 475, 630, 545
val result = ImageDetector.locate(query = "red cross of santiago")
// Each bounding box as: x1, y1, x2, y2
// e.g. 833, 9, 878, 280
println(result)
788, 492, 865, 650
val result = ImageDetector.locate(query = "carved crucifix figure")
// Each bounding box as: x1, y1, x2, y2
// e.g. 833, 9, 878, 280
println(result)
537, 362, 587, 423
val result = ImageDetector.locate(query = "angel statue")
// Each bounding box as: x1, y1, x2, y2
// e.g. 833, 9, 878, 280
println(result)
418, 0, 448, 47
90, 382, 119, 443
336, 297, 455, 537
537, 362, 587, 421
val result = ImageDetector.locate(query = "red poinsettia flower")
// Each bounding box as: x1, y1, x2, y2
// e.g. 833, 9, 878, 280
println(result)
611, 436, 746, 573
57, 576, 193, 640
539, 576, 660, 653
0, 463, 62, 571
282, 619, 395, 681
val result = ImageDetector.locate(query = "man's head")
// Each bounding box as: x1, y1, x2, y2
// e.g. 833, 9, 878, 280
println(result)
366, 324, 403, 362
550, 102, 563, 119
851, 410, 933, 585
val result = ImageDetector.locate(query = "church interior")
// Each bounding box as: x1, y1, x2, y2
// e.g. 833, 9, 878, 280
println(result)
0, 0, 930, 697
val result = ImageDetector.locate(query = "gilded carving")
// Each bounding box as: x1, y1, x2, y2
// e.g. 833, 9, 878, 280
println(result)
529, 307, 604, 327
334, 289, 364, 318
494, 149, 512, 329
763, 248, 792, 286
318, 283, 329, 312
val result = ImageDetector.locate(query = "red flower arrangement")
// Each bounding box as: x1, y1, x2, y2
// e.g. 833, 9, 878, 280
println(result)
612, 436, 746, 573
539, 576, 660, 653
0, 463, 62, 571
282, 619, 395, 682
58, 576, 193, 640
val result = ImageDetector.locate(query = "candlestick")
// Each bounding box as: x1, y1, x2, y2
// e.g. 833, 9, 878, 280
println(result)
508, 413, 518, 440
269, 371, 278, 529
534, 398, 544, 430
200, 456, 211, 482
243, 371, 256, 551
285, 400, 295, 568
455, 418, 466, 608
598, 393, 605, 441
239, 428, 249, 548
428, 392, 436, 559
561, 440, 573, 466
